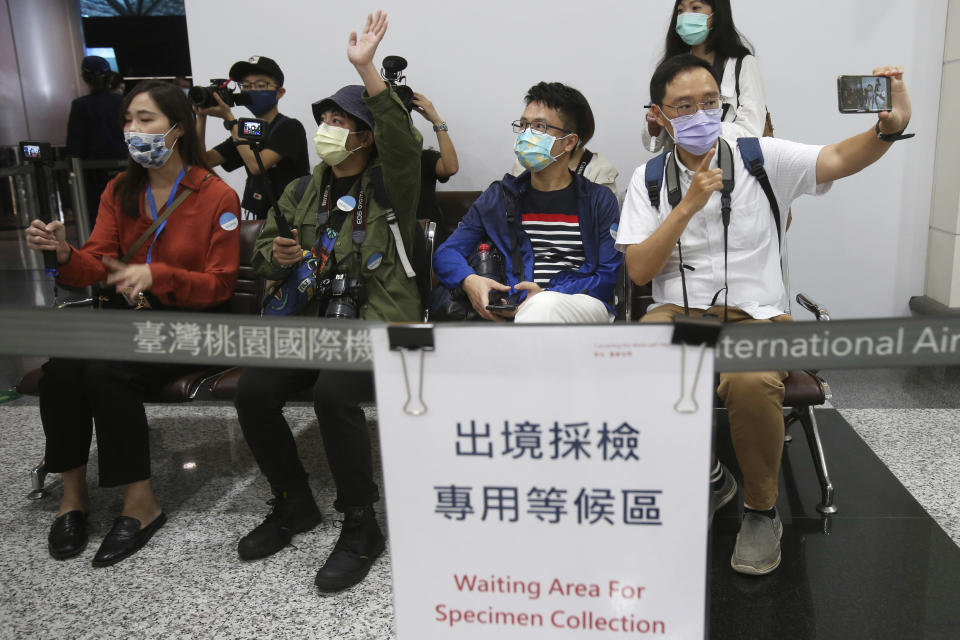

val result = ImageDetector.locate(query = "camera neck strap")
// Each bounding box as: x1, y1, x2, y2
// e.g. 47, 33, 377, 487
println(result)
574, 149, 593, 177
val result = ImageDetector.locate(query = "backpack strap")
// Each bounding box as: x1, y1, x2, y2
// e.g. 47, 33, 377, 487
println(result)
644, 151, 670, 208
292, 174, 311, 205
736, 137, 781, 246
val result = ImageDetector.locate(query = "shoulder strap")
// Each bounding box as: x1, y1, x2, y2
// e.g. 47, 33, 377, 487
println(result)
122, 173, 209, 263
736, 137, 781, 246
498, 181, 524, 282
663, 152, 682, 208
644, 151, 670, 208
368, 165, 416, 277
292, 174, 312, 205
575, 149, 594, 176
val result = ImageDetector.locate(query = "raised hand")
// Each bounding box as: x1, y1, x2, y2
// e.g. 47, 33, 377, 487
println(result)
872, 66, 911, 134
347, 10, 388, 68
411, 92, 441, 125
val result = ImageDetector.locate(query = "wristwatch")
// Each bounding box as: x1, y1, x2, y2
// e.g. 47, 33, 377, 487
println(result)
223, 119, 238, 131
433, 120, 448, 132
875, 121, 914, 142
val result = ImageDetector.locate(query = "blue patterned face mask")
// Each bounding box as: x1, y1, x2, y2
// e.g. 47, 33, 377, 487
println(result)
124, 125, 178, 168
513, 129, 572, 172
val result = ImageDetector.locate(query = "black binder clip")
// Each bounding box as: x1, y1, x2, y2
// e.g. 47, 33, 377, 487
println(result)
670, 316, 721, 414
388, 324, 435, 416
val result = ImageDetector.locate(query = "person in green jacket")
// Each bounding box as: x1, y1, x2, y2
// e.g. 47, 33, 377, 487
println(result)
234, 10, 421, 594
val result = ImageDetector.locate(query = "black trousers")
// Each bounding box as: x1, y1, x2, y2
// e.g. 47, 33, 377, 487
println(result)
38, 358, 197, 488
234, 367, 379, 511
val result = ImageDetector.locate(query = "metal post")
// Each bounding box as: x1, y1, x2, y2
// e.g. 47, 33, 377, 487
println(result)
69, 157, 91, 245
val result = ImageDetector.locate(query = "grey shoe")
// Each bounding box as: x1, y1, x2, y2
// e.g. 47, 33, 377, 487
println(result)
730, 510, 783, 575
709, 463, 738, 526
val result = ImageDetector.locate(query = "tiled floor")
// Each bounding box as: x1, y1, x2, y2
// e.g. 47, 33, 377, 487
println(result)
1, 264, 959, 638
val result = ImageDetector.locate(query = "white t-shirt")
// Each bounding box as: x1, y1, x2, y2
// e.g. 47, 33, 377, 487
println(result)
616, 136, 832, 319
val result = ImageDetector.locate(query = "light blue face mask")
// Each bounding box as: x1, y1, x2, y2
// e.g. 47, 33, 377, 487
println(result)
513, 129, 571, 172
676, 12, 712, 46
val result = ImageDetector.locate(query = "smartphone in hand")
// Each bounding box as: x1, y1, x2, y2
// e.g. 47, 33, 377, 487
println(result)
837, 75, 892, 113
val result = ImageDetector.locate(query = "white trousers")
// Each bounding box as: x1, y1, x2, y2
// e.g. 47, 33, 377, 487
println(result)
514, 291, 613, 324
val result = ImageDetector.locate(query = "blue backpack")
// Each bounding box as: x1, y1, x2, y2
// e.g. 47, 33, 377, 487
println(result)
643, 137, 782, 246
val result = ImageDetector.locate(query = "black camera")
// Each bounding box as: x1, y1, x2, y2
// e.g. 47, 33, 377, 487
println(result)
380, 55, 415, 111
237, 117, 265, 142
188, 79, 253, 109
18, 141, 53, 164
318, 273, 368, 319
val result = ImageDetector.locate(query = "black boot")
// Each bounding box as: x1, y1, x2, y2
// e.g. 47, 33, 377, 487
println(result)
314, 505, 385, 592
238, 487, 322, 560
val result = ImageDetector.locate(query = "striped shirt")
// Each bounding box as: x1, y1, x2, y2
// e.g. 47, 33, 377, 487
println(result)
521, 183, 584, 286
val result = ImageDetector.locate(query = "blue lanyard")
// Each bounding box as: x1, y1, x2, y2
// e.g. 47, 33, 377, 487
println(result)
144, 168, 186, 264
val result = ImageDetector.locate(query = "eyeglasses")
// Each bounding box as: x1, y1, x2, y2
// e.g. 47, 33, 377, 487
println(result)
511, 120, 571, 135
240, 81, 277, 91
659, 96, 723, 119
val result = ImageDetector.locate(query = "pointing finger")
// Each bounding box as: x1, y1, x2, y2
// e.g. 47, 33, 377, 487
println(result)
696, 148, 716, 173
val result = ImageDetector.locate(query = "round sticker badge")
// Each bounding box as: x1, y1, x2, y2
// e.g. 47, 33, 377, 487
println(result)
337, 195, 357, 212
219, 212, 239, 231
366, 252, 383, 271
609, 222, 619, 240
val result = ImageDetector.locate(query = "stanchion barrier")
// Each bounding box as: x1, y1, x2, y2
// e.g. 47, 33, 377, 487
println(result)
2, 307, 960, 372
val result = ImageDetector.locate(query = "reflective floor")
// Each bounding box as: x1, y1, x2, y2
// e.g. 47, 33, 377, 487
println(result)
1, 234, 959, 637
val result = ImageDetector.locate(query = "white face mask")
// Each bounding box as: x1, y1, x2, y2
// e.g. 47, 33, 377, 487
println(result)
313, 122, 363, 166
124, 125, 178, 168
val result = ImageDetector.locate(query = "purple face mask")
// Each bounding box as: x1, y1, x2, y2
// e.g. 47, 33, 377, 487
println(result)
668, 108, 723, 155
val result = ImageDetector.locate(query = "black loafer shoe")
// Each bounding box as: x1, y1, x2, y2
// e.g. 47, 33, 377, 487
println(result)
48, 511, 88, 560
92, 512, 166, 567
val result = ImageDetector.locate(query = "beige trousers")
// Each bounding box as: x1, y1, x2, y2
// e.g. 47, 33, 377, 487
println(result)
641, 304, 791, 509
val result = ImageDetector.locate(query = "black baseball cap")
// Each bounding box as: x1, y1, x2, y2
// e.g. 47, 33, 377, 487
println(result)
229, 56, 284, 86
312, 85, 375, 129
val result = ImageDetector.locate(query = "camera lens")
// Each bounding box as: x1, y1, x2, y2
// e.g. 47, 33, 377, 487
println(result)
188, 86, 213, 107
325, 297, 357, 319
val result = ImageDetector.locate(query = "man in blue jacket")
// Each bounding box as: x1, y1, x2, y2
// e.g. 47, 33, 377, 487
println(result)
435, 82, 622, 323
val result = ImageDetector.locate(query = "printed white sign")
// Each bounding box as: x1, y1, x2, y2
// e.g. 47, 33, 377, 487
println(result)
374, 324, 714, 639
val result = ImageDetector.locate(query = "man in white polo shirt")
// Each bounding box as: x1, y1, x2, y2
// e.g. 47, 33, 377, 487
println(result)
617, 54, 913, 575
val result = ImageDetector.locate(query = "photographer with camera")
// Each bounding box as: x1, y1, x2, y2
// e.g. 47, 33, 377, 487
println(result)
434, 81, 621, 324
618, 56, 913, 576
195, 56, 308, 220
233, 11, 421, 594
